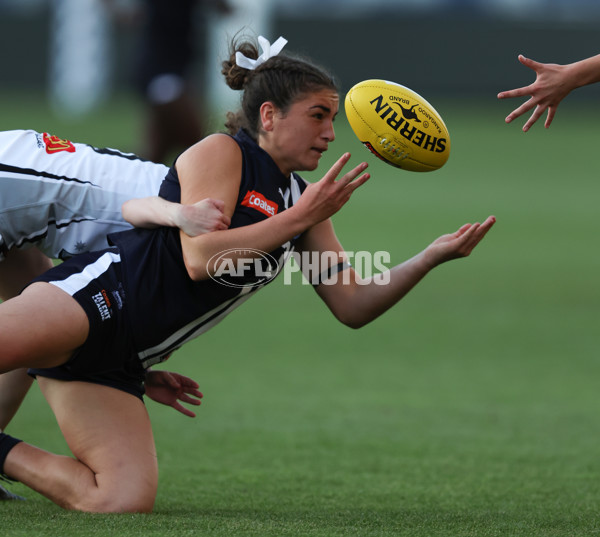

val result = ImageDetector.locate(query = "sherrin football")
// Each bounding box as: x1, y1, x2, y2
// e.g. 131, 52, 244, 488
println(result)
344, 79, 450, 172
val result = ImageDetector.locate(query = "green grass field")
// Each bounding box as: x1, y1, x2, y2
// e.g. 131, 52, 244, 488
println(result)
1, 91, 600, 536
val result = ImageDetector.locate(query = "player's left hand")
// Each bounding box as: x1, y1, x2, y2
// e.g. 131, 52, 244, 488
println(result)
424, 215, 496, 267
144, 370, 203, 418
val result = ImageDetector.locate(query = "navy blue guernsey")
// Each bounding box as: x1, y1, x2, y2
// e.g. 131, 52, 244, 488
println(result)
108, 129, 308, 368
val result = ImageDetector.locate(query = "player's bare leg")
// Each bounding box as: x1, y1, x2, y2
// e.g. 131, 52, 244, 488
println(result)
0, 249, 54, 429
3, 379, 158, 512
0, 282, 88, 374
0, 369, 34, 431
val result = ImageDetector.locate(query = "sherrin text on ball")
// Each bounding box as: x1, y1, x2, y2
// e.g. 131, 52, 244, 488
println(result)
344, 79, 450, 172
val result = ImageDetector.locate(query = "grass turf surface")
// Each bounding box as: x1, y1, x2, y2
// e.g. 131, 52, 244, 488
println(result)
1, 92, 600, 535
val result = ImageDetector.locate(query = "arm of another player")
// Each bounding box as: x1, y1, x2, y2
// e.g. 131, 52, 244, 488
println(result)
122, 196, 231, 236
498, 54, 600, 131
299, 215, 496, 329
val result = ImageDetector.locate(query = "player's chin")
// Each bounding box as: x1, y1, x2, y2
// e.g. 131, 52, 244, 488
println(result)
305, 149, 324, 170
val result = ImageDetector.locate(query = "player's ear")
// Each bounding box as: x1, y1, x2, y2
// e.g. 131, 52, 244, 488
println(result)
259, 102, 276, 132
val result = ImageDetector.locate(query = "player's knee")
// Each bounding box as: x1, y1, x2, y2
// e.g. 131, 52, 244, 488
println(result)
101, 472, 157, 513
73, 487, 156, 513
99, 494, 156, 514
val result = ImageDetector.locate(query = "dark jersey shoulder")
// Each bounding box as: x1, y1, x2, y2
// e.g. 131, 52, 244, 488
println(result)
109, 129, 308, 367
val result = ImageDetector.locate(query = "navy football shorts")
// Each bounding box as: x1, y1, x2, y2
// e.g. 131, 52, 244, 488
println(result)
26, 247, 146, 400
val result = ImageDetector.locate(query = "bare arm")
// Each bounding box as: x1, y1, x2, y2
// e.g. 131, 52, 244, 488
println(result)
498, 54, 600, 131
298, 215, 496, 329
122, 196, 230, 237
176, 134, 370, 281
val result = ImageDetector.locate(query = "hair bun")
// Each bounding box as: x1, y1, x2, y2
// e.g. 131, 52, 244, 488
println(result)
221, 41, 259, 91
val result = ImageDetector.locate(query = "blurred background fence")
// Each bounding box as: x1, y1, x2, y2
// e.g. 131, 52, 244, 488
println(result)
1, 0, 600, 120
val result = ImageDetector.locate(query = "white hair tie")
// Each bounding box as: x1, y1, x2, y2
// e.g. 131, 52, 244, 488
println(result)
235, 36, 288, 70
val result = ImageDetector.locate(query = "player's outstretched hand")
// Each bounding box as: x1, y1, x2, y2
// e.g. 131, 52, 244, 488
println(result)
497, 55, 573, 132
293, 153, 370, 227
424, 216, 496, 267
144, 370, 203, 418
177, 198, 231, 237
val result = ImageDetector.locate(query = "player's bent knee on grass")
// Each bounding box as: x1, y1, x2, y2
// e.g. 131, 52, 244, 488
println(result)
4, 379, 159, 513
39, 379, 159, 513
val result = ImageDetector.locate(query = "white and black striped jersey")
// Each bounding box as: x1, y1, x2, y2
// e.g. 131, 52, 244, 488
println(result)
0, 129, 168, 260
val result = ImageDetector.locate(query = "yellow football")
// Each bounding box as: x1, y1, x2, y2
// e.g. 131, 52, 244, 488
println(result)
344, 79, 450, 172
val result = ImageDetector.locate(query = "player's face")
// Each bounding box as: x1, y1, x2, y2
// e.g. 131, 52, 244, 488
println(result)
264, 89, 339, 175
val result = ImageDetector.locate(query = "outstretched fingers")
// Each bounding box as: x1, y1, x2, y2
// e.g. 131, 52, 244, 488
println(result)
457, 215, 496, 254
426, 216, 495, 267
498, 83, 535, 101
522, 108, 545, 132
517, 54, 544, 72
544, 106, 557, 128
453, 223, 473, 238
295, 154, 371, 226
334, 160, 370, 199
342, 168, 371, 193
497, 55, 541, 101
323, 154, 369, 186
502, 95, 537, 124
322, 153, 353, 183
321, 155, 370, 206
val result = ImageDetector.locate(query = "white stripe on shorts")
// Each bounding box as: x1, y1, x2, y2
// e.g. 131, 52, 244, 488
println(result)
49, 251, 121, 296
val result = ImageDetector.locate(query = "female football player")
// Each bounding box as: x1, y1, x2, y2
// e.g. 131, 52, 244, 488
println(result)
0, 36, 495, 512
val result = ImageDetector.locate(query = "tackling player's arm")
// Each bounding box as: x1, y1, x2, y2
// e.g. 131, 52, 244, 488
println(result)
122, 196, 230, 237
299, 215, 496, 329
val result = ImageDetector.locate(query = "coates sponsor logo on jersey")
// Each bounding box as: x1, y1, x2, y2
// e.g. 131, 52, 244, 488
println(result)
241, 190, 278, 217
207, 248, 279, 289
42, 132, 76, 154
